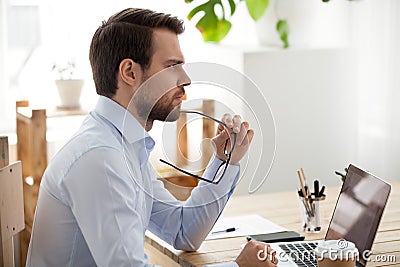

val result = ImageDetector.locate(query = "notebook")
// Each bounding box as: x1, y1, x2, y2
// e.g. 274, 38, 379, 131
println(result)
271, 164, 391, 267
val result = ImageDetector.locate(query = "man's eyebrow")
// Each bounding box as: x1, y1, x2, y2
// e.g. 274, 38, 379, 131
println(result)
165, 59, 185, 65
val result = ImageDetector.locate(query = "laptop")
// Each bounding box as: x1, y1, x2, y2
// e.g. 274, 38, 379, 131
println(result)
271, 164, 391, 267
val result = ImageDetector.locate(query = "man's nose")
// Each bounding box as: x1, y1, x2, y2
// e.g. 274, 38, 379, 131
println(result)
178, 67, 191, 87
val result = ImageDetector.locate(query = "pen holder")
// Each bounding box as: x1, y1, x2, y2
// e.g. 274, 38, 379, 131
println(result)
299, 196, 325, 233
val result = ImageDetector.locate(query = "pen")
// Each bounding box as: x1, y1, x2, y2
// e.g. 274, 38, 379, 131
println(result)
211, 227, 238, 234
309, 197, 315, 216
318, 185, 325, 198
297, 189, 304, 197
301, 197, 313, 218
314, 180, 320, 197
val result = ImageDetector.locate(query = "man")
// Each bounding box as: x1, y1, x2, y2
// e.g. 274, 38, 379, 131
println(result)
26, 8, 278, 267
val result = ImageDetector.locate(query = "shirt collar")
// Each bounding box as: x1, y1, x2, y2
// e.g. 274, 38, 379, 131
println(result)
93, 96, 155, 150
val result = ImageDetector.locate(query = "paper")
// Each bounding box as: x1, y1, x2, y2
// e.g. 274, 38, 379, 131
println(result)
205, 214, 287, 240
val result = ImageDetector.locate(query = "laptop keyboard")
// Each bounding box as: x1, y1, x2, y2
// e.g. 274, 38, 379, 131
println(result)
279, 242, 318, 267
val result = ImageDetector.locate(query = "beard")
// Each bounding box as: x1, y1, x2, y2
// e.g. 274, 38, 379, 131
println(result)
132, 66, 187, 123
134, 87, 184, 122
149, 94, 182, 122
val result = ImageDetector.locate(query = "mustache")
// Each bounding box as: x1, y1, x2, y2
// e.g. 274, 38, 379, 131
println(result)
173, 87, 186, 98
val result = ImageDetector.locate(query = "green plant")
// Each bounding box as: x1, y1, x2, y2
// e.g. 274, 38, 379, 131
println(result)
52, 61, 76, 80
186, 0, 355, 48
185, 0, 287, 43
335, 167, 348, 182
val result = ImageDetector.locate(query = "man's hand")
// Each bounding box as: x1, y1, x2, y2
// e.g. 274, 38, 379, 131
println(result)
212, 114, 254, 165
235, 240, 278, 267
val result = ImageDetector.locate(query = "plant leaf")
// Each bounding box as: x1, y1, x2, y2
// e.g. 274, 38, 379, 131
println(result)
187, 0, 232, 42
188, 2, 211, 20
276, 19, 290, 48
246, 0, 269, 21
227, 0, 236, 15
198, 17, 232, 42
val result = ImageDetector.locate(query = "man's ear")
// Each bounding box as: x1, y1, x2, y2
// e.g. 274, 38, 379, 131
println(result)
119, 58, 141, 86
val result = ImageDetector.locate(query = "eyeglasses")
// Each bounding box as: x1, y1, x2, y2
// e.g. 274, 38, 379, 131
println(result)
159, 110, 237, 184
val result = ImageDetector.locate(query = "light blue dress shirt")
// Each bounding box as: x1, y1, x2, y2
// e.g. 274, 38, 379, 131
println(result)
26, 96, 240, 267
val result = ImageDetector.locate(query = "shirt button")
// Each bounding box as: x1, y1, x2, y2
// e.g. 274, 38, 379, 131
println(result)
145, 138, 155, 150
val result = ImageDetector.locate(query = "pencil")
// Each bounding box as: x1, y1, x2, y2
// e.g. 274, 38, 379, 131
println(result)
300, 168, 308, 189
297, 170, 312, 214
300, 168, 314, 215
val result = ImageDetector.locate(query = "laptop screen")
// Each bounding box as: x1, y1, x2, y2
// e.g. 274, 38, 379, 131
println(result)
325, 164, 391, 266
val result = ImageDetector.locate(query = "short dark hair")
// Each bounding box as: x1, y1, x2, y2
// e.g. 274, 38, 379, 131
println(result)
89, 8, 184, 97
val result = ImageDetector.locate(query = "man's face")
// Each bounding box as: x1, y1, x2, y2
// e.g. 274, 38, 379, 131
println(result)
133, 28, 190, 122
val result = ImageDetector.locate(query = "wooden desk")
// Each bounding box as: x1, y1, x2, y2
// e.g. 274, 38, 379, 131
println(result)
145, 183, 400, 267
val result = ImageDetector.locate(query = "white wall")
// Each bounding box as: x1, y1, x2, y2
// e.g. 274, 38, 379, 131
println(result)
0, 0, 12, 133
351, 1, 400, 182
194, 45, 357, 195
242, 47, 357, 195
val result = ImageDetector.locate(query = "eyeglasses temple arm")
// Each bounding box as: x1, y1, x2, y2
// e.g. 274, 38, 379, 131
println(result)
180, 110, 228, 128
159, 159, 225, 184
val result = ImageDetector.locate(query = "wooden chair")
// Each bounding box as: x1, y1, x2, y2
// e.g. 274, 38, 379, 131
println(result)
0, 136, 24, 267
15, 101, 87, 265
15, 101, 46, 266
